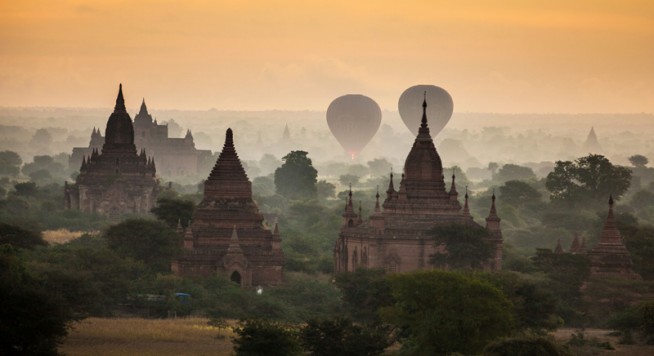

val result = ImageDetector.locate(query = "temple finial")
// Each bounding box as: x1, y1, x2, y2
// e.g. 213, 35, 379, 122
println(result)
420, 91, 428, 129
114, 83, 126, 113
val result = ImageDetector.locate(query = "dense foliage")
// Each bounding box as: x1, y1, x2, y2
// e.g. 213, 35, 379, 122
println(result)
0, 246, 76, 355
232, 319, 302, 356
428, 224, 494, 269
103, 219, 182, 273
382, 270, 514, 355
546, 154, 631, 205
274, 151, 318, 200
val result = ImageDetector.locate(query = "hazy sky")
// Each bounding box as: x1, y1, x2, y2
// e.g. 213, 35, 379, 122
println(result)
1, 0, 653, 112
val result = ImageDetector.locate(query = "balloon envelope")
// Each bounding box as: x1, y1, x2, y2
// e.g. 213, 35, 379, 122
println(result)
398, 85, 453, 137
326, 94, 381, 159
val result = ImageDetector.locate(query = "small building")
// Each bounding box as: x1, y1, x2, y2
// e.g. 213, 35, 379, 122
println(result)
64, 85, 159, 218
172, 128, 284, 287
334, 96, 503, 274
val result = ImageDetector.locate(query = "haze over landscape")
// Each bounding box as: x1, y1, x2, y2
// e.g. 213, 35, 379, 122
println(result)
3, 1, 654, 355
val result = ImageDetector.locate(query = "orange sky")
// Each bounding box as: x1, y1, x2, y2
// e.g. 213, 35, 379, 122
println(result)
1, 0, 653, 112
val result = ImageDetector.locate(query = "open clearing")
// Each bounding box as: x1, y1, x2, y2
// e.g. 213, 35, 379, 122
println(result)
60, 317, 233, 356
61, 319, 654, 355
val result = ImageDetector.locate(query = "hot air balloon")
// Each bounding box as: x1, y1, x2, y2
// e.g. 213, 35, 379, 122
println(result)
326, 94, 381, 160
398, 85, 453, 137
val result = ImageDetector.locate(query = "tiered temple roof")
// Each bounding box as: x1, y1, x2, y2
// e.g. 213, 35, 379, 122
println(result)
588, 196, 640, 278
172, 129, 283, 286
334, 94, 503, 273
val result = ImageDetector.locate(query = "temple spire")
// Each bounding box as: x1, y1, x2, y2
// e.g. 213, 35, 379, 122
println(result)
463, 186, 471, 218
357, 201, 363, 225
374, 185, 381, 213
114, 83, 126, 113
449, 169, 458, 199
420, 91, 428, 129
139, 98, 148, 115
555, 238, 564, 254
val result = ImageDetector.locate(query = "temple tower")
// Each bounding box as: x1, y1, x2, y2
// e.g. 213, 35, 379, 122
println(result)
64, 84, 159, 218
334, 94, 502, 274
172, 128, 284, 286
588, 196, 640, 278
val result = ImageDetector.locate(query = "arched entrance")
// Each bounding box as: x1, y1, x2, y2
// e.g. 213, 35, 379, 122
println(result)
230, 270, 242, 285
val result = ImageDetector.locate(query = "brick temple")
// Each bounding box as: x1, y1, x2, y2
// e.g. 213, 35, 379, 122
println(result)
64, 84, 159, 218
172, 128, 284, 286
588, 196, 640, 279
334, 96, 503, 273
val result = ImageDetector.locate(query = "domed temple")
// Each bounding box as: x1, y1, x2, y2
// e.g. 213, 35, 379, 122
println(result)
171, 128, 284, 287
70, 97, 212, 179
64, 85, 159, 218
334, 96, 503, 273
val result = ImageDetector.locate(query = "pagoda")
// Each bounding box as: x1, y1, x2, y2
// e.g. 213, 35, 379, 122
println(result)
64, 84, 159, 218
588, 196, 640, 279
172, 129, 284, 286
334, 95, 502, 273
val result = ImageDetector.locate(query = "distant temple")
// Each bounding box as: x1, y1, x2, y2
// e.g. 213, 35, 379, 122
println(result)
587, 196, 640, 279
334, 96, 503, 273
171, 128, 284, 287
64, 85, 159, 218
582, 127, 602, 153
552, 197, 639, 279
70, 99, 211, 179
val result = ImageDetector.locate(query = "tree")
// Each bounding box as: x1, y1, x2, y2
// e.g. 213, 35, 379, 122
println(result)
13, 182, 37, 197
274, 151, 318, 200
316, 180, 336, 199
30, 128, 53, 147
629, 154, 649, 168
532, 249, 590, 325
488, 162, 500, 177
0, 151, 22, 176
0, 223, 46, 249
232, 319, 301, 356
623, 226, 654, 279
495, 164, 536, 183
382, 270, 513, 355
253, 176, 275, 196
499, 180, 542, 207
103, 219, 182, 272
428, 224, 493, 270
339, 174, 360, 186
151, 197, 195, 229
300, 317, 392, 356
335, 268, 394, 323
0, 246, 75, 355
481, 271, 561, 331
545, 154, 631, 205
22, 155, 66, 181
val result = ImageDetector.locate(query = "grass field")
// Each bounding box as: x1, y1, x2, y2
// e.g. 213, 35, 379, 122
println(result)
553, 328, 654, 356
42, 229, 88, 244
61, 319, 654, 356
60, 317, 234, 356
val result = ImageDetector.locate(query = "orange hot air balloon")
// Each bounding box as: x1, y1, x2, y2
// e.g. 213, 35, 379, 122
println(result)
398, 85, 453, 137
327, 94, 381, 159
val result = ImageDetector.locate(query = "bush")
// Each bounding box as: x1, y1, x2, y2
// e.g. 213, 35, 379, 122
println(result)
484, 335, 570, 356
232, 319, 301, 356
300, 317, 392, 356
